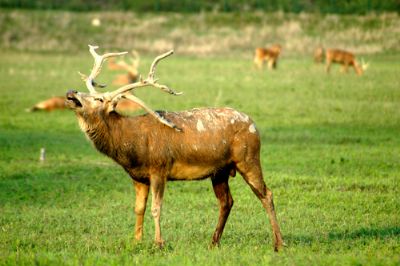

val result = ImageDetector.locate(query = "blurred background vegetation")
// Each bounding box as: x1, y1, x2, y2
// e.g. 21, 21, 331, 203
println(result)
0, 0, 399, 13
1, 8, 399, 56
1, 1, 399, 56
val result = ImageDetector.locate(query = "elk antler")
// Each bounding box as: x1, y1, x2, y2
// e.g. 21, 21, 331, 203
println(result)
108, 50, 182, 99
80, 45, 128, 93
105, 50, 183, 131
108, 50, 140, 75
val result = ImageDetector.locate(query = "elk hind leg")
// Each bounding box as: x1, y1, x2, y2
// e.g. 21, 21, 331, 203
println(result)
236, 161, 283, 251
353, 62, 363, 76
133, 181, 149, 241
210, 172, 234, 246
272, 58, 278, 69
150, 176, 166, 247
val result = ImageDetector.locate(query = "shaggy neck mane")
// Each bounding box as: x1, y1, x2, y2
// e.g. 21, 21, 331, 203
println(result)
78, 110, 122, 157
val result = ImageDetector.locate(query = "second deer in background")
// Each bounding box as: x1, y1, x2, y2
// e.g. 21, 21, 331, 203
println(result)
325, 49, 369, 76
254, 44, 282, 70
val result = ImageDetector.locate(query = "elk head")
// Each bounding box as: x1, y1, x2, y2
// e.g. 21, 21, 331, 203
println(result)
66, 45, 183, 130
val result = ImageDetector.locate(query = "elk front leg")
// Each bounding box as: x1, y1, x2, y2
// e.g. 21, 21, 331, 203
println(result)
210, 173, 233, 246
133, 181, 149, 241
325, 60, 332, 73
150, 176, 166, 247
353, 63, 363, 76
254, 57, 264, 69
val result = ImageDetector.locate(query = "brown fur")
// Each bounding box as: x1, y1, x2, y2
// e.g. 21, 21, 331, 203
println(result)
28, 96, 66, 112
115, 98, 141, 113
325, 49, 364, 75
254, 44, 282, 70
66, 90, 284, 251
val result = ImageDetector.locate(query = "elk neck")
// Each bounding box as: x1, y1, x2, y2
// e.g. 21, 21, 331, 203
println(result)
77, 109, 131, 158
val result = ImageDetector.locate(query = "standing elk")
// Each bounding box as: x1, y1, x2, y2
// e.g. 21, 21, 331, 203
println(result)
325, 48, 369, 76
66, 45, 284, 251
254, 44, 282, 70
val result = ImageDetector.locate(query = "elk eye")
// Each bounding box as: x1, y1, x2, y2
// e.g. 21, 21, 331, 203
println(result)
96, 98, 104, 102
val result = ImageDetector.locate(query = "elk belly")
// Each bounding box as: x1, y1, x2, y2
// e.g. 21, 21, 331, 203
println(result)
169, 161, 218, 180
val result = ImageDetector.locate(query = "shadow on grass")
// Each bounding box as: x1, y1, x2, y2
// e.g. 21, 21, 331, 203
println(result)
285, 226, 400, 246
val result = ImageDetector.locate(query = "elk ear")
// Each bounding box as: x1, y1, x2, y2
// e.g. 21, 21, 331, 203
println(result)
361, 58, 370, 71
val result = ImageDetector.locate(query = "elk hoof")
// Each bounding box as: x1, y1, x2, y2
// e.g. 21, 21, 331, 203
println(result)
208, 241, 220, 250
155, 239, 165, 249
274, 241, 284, 252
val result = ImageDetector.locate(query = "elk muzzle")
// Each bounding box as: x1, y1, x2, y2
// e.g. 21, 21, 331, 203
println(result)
65, 89, 82, 108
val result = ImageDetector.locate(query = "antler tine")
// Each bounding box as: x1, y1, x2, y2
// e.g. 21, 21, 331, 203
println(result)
105, 50, 183, 131
82, 45, 128, 93
148, 50, 174, 81
108, 49, 182, 99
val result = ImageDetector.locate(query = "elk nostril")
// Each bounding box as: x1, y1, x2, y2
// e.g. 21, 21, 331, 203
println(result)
66, 89, 78, 97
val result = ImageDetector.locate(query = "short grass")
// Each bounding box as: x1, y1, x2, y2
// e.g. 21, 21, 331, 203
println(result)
0, 50, 399, 265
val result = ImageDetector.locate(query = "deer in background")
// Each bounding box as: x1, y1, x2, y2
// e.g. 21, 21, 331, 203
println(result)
108, 50, 140, 85
325, 48, 369, 75
27, 96, 66, 112
66, 45, 284, 251
254, 44, 282, 70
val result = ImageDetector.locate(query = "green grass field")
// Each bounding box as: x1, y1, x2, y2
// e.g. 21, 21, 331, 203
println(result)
0, 50, 399, 265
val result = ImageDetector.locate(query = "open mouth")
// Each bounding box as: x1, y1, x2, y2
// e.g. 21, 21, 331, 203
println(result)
67, 96, 82, 107
66, 90, 83, 107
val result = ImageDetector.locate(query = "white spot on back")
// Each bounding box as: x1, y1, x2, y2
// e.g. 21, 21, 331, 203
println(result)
233, 111, 249, 123
197, 119, 206, 132
249, 123, 257, 133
